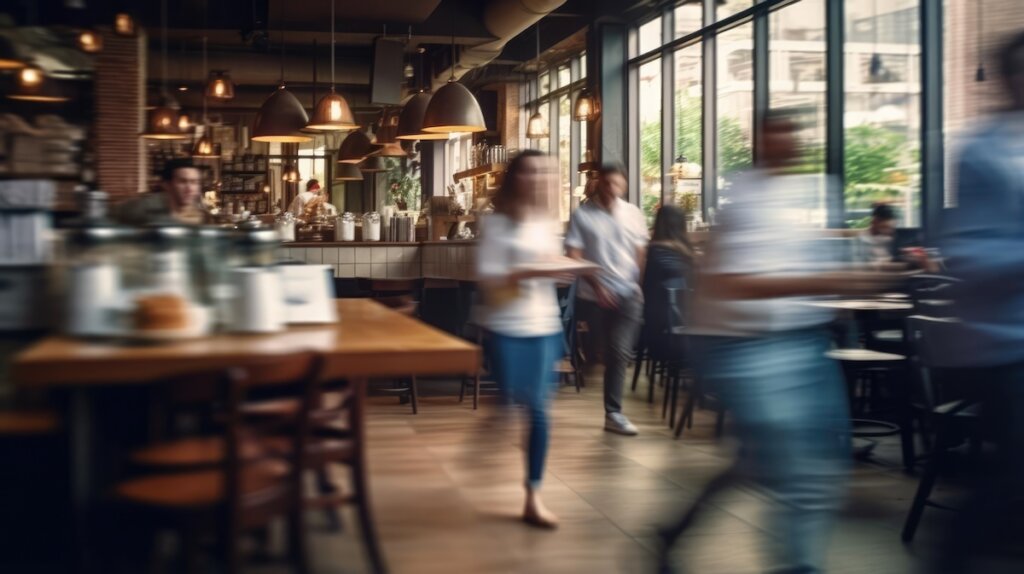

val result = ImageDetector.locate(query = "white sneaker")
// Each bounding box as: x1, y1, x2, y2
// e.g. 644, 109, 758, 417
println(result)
604, 412, 639, 436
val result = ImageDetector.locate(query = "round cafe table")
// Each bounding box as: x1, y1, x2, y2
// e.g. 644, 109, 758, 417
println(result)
804, 299, 914, 312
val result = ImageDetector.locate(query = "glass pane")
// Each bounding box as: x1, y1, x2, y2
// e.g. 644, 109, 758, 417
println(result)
558, 65, 571, 89
769, 0, 827, 226
539, 72, 550, 96
579, 119, 588, 164
639, 58, 662, 226
580, 52, 587, 79
673, 43, 703, 217
845, 0, 921, 227
716, 0, 753, 21
716, 23, 754, 196
638, 16, 663, 55
675, 2, 703, 38
559, 95, 571, 222
532, 102, 550, 153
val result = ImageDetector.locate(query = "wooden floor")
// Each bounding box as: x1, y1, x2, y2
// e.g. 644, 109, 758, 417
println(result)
242, 372, 972, 574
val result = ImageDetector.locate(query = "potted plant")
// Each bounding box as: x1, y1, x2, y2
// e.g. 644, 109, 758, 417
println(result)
388, 172, 421, 212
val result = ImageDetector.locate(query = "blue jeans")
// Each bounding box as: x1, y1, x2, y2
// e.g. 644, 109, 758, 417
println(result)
488, 332, 563, 488
690, 329, 851, 573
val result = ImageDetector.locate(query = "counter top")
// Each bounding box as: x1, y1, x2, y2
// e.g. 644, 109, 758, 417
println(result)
284, 240, 477, 247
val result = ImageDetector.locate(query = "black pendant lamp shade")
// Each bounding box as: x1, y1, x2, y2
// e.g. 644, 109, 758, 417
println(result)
142, 96, 187, 139
337, 129, 372, 163
421, 81, 486, 134
371, 143, 408, 158
252, 86, 312, 143
334, 162, 363, 181
0, 36, 24, 69
114, 13, 136, 36
7, 66, 69, 103
359, 155, 389, 173
206, 71, 235, 99
192, 133, 220, 157
574, 87, 599, 121
307, 88, 357, 131
396, 92, 450, 140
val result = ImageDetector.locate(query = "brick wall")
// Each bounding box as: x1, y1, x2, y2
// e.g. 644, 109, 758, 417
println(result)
94, 31, 145, 199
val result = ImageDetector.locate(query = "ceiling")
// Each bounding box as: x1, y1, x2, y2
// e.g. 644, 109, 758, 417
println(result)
1, 0, 630, 123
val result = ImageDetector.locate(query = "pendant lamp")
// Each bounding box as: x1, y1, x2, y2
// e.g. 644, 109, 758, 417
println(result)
573, 87, 599, 121
8, 66, 69, 103
0, 36, 23, 69
306, 0, 356, 130
421, 34, 486, 134
142, 0, 186, 139
396, 92, 450, 140
525, 24, 549, 139
334, 162, 363, 181
206, 71, 235, 99
282, 162, 301, 183
371, 143, 408, 158
252, 1, 311, 143
114, 13, 135, 36
193, 18, 220, 159
373, 108, 400, 144
337, 130, 372, 163
78, 29, 103, 53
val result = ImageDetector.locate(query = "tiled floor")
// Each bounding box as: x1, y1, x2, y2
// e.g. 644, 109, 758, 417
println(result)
260, 375, 966, 574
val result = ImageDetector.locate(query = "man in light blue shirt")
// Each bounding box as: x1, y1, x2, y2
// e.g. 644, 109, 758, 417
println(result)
934, 31, 1024, 573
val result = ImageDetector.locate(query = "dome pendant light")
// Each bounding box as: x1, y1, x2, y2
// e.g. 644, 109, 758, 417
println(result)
0, 36, 24, 69
421, 33, 486, 134
77, 29, 103, 53
282, 162, 301, 183
337, 129, 373, 163
8, 65, 70, 103
525, 24, 549, 139
142, 0, 186, 139
307, 0, 357, 130
396, 47, 449, 140
573, 87, 599, 121
252, 1, 311, 143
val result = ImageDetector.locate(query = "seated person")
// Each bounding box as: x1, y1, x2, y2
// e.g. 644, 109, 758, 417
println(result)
856, 203, 897, 265
116, 157, 207, 225
641, 204, 697, 360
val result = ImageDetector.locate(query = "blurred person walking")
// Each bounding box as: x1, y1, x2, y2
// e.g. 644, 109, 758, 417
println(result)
476, 150, 575, 529
566, 164, 649, 435
933, 31, 1024, 574
655, 113, 894, 574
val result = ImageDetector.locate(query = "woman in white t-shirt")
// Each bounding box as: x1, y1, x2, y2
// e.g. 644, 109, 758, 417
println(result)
476, 150, 568, 529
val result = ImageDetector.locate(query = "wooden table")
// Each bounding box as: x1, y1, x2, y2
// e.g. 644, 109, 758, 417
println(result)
11, 299, 480, 572
803, 299, 914, 312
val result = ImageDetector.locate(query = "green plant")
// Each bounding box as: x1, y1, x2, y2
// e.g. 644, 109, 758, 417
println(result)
388, 170, 421, 211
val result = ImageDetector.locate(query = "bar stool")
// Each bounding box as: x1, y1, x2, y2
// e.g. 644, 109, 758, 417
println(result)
826, 348, 916, 470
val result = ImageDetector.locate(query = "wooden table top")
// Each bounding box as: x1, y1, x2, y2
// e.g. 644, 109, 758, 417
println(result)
12, 299, 480, 387
804, 299, 914, 312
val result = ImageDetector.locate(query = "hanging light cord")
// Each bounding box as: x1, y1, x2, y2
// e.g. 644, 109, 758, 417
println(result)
535, 23, 541, 114
977, 0, 984, 76
160, 0, 168, 96
330, 0, 336, 89
450, 30, 456, 81
201, 0, 208, 123
279, 0, 286, 86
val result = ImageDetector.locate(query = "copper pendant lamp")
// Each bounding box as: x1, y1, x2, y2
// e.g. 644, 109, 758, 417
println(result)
77, 29, 103, 53
359, 155, 389, 173
573, 87, 599, 121
252, 1, 311, 143
337, 130, 373, 163
114, 13, 136, 36
371, 142, 408, 158
0, 36, 23, 69
192, 23, 219, 158
334, 162, 363, 181
142, 0, 186, 139
206, 71, 235, 99
282, 162, 301, 183
306, 0, 357, 131
525, 24, 549, 139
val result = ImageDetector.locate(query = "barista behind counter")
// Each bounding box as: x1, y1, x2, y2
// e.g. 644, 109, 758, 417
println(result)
288, 179, 338, 220
116, 157, 208, 225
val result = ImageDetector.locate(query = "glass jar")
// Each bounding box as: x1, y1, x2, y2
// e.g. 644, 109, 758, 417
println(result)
236, 219, 280, 267
337, 212, 355, 241
275, 211, 296, 242
362, 212, 381, 242
140, 222, 195, 299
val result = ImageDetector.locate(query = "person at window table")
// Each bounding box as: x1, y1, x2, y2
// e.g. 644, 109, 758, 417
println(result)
565, 163, 649, 436
116, 157, 207, 225
640, 204, 697, 363
288, 179, 337, 220
476, 150, 578, 529
857, 203, 897, 264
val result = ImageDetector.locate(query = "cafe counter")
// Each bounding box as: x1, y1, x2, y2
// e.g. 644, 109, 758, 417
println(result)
278, 241, 478, 281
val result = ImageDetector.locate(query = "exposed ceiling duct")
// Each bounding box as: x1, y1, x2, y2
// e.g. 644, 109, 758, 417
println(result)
430, 0, 567, 91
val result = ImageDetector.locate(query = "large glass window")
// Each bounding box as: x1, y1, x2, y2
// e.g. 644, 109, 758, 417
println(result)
639, 16, 663, 55
844, 0, 921, 227
675, 2, 703, 38
638, 58, 663, 225
716, 0, 753, 21
770, 0, 827, 225
558, 94, 571, 222
716, 23, 754, 195
673, 43, 703, 215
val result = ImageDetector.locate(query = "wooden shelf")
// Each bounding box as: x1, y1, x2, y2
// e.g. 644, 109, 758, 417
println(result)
221, 171, 267, 178
453, 163, 506, 182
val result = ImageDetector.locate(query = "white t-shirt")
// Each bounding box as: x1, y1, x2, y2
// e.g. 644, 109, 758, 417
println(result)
564, 198, 649, 302
691, 171, 834, 335
475, 214, 563, 338
288, 191, 338, 218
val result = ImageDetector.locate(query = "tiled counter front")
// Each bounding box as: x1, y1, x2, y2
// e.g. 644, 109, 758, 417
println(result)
278, 242, 477, 280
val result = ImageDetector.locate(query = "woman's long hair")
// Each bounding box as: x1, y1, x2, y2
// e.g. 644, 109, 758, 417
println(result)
492, 149, 548, 220
651, 204, 694, 258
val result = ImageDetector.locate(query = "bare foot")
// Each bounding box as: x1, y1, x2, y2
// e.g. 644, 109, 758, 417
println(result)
523, 489, 559, 529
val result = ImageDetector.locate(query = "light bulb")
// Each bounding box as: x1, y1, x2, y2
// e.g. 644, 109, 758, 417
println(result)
330, 100, 342, 121
114, 13, 135, 36
214, 81, 225, 96
20, 67, 42, 87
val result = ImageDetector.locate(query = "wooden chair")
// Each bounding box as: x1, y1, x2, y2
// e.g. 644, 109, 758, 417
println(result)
367, 279, 421, 414
110, 353, 323, 574
126, 361, 387, 574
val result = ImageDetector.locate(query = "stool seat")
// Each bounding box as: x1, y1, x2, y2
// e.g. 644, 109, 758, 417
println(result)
826, 348, 906, 362
0, 409, 60, 435
114, 460, 290, 509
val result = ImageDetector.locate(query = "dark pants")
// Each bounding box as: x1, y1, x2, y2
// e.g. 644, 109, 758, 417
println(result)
935, 362, 1024, 573
577, 296, 643, 414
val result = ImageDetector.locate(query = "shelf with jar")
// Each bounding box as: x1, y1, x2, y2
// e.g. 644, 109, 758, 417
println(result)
219, 192, 271, 216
